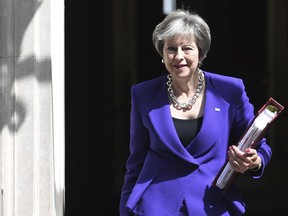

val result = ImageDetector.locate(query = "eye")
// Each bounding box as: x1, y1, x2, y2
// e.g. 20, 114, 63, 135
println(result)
182, 47, 194, 54
166, 47, 177, 54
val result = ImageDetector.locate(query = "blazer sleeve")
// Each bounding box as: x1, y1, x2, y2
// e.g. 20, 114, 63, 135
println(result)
229, 78, 272, 179
119, 85, 150, 216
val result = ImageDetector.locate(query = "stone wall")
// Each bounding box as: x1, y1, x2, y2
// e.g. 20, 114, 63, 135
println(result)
0, 0, 64, 215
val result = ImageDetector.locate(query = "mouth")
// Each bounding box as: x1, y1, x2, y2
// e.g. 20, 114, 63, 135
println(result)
174, 64, 187, 69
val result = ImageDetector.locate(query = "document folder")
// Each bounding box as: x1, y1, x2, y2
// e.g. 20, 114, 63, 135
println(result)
212, 97, 284, 193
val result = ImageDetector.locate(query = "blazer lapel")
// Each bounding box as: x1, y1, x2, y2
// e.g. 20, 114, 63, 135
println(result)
147, 79, 199, 165
186, 76, 230, 157
145, 74, 230, 164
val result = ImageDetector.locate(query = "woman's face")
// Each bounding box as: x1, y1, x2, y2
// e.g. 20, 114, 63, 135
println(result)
163, 37, 199, 78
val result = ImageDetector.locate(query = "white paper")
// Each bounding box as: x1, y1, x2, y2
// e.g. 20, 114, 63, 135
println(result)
215, 106, 277, 189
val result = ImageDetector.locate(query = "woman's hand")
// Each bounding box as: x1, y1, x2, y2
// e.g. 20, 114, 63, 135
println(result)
228, 145, 262, 173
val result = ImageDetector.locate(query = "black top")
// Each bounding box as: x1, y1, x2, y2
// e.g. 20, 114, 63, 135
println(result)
172, 117, 203, 147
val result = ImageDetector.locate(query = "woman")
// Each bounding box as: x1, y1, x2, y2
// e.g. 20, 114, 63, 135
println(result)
119, 9, 271, 216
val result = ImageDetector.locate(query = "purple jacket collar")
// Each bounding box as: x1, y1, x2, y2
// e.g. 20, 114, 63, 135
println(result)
147, 73, 230, 164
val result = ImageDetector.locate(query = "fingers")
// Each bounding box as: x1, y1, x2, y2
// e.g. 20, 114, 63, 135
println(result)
228, 145, 259, 173
228, 145, 246, 173
244, 148, 258, 163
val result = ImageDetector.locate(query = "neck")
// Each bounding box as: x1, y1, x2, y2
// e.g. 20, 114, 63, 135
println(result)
167, 69, 204, 111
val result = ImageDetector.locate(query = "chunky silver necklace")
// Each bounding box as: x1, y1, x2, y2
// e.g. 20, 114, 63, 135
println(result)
167, 69, 204, 110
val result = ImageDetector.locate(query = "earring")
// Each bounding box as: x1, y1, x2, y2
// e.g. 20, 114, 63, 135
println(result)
161, 59, 164, 63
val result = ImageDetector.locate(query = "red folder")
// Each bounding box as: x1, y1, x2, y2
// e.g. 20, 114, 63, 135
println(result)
212, 97, 284, 193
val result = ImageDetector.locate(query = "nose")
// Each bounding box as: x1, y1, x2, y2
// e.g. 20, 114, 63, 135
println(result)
175, 47, 184, 60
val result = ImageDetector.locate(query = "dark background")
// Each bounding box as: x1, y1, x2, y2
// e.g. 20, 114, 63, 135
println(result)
65, 0, 287, 215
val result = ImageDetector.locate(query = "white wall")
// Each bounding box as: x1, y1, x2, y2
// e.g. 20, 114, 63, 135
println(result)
0, 0, 64, 215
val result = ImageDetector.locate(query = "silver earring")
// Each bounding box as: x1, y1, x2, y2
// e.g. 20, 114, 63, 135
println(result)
161, 59, 164, 63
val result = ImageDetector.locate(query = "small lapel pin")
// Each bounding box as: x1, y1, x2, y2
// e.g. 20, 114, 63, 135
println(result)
215, 108, 220, 112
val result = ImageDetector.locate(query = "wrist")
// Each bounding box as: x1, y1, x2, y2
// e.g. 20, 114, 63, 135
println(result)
249, 162, 262, 171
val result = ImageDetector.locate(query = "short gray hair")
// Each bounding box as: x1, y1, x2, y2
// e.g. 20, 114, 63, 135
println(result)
152, 9, 211, 65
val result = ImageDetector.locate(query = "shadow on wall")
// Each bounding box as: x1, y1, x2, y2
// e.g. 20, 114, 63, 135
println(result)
0, 1, 51, 133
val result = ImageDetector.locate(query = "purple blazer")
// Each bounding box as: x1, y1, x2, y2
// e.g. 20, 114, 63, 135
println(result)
119, 71, 272, 216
